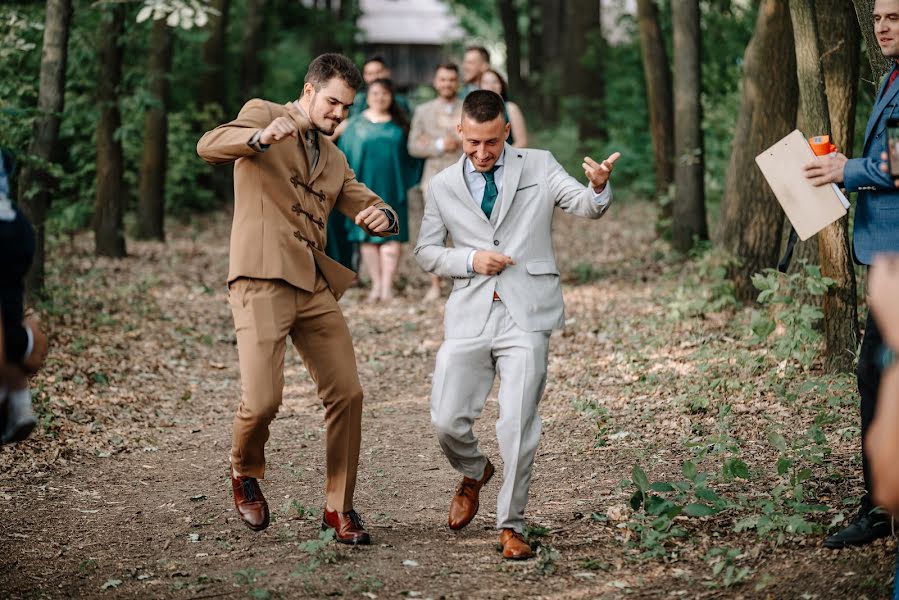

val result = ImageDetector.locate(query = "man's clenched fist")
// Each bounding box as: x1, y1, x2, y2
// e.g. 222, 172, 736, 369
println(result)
259, 117, 299, 145
473, 251, 514, 276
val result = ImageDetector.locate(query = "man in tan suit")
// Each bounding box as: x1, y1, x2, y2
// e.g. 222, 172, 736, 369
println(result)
408, 63, 464, 301
197, 54, 399, 544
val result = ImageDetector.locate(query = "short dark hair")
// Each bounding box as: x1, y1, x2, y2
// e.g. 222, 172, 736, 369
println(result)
462, 90, 505, 123
465, 45, 490, 64
435, 62, 459, 75
304, 53, 363, 91
363, 55, 386, 68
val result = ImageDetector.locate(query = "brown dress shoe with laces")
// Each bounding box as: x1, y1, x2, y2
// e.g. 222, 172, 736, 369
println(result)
322, 506, 371, 545
499, 528, 534, 560
231, 475, 270, 531
448, 460, 495, 530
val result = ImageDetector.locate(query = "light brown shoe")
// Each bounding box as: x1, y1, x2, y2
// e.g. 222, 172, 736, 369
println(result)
448, 460, 495, 530
231, 475, 270, 531
499, 528, 534, 560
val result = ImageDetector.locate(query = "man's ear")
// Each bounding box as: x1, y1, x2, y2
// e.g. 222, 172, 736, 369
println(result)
457, 122, 464, 137
301, 82, 314, 99
503, 122, 511, 141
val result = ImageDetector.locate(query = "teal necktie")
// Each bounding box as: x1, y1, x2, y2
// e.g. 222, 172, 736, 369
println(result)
480, 166, 499, 219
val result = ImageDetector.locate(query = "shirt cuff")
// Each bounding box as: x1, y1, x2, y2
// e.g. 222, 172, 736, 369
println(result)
248, 129, 271, 153
22, 323, 34, 361
466, 249, 476, 274
592, 183, 611, 206
435, 137, 445, 153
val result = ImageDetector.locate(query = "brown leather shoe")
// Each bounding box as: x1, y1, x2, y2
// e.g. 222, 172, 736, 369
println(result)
322, 507, 371, 545
231, 475, 270, 531
499, 528, 534, 560
448, 460, 495, 530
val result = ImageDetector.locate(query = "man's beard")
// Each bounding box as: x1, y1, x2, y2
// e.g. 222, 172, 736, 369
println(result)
309, 95, 339, 134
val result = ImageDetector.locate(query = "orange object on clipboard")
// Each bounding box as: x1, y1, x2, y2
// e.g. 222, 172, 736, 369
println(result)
808, 135, 837, 156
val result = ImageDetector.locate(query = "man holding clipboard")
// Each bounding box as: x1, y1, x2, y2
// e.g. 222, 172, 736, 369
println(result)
803, 0, 899, 548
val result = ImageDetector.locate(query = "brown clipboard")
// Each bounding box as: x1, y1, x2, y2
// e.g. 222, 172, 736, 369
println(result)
755, 129, 848, 241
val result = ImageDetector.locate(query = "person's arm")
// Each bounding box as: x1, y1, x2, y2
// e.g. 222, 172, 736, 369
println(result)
196, 99, 280, 165
865, 255, 899, 514
407, 106, 455, 158
413, 182, 479, 278
804, 151, 896, 193
507, 102, 528, 148
334, 155, 399, 238
546, 151, 618, 218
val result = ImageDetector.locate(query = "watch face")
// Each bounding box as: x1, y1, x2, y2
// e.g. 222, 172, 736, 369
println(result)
877, 344, 897, 372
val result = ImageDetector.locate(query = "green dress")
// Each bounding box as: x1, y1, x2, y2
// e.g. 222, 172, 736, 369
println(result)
337, 115, 415, 244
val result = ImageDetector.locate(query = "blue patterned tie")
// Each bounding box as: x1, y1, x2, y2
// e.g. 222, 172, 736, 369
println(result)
480, 166, 499, 219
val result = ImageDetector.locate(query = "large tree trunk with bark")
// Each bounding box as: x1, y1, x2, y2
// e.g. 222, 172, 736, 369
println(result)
790, 0, 859, 374
498, 0, 524, 100
716, 0, 798, 301
539, 0, 564, 119
239, 0, 266, 100
563, 0, 605, 145
671, 0, 707, 252
820, 1, 860, 158
18, 0, 72, 296
137, 18, 174, 241
636, 0, 674, 200
94, 4, 126, 257
853, 0, 894, 90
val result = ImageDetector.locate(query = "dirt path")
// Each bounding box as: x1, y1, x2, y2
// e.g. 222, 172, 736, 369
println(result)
0, 199, 895, 599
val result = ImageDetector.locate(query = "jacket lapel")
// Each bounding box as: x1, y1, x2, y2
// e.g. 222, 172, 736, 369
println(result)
494, 145, 524, 229
285, 102, 312, 180
865, 65, 899, 143
449, 155, 491, 225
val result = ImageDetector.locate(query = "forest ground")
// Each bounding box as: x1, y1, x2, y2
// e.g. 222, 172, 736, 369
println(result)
0, 194, 895, 599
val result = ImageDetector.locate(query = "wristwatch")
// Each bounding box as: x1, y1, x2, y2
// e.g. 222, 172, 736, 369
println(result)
876, 344, 897, 371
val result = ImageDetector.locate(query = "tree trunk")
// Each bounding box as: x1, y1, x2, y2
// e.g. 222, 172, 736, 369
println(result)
239, 0, 266, 100
636, 0, 674, 199
136, 17, 174, 241
820, 1, 860, 158
563, 0, 605, 145
716, 0, 797, 301
539, 0, 564, 119
200, 0, 229, 109
17, 0, 72, 296
671, 0, 707, 252
498, 0, 524, 100
790, 0, 859, 374
853, 0, 894, 90
94, 3, 126, 257
527, 0, 541, 91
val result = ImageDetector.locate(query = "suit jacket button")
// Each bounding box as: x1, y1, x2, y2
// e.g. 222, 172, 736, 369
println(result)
493, 240, 499, 246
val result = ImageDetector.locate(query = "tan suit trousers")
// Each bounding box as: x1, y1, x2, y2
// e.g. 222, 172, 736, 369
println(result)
228, 273, 363, 512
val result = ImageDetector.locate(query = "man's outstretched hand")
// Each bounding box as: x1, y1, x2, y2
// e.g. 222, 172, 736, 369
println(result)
584, 152, 621, 193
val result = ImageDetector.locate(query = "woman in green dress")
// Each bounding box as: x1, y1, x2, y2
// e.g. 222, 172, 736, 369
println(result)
336, 79, 414, 302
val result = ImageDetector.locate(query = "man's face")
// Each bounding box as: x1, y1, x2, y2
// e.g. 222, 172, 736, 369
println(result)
457, 114, 510, 172
362, 61, 389, 85
875, 0, 899, 58
433, 68, 459, 100
462, 50, 487, 84
303, 78, 355, 135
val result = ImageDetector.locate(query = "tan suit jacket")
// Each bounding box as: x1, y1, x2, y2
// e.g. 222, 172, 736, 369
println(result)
407, 97, 463, 195
197, 99, 399, 298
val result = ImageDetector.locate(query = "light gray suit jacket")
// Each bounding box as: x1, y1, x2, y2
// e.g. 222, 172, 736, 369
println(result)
414, 145, 611, 339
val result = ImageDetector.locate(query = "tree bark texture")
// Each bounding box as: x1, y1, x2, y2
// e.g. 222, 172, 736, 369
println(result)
137, 17, 174, 241
539, 0, 564, 118
716, 0, 797, 302
18, 0, 72, 296
527, 0, 541, 87
671, 0, 707, 252
239, 0, 266, 100
820, 1, 860, 158
563, 0, 605, 145
94, 4, 127, 258
636, 0, 674, 198
790, 0, 859, 374
853, 0, 894, 91
498, 0, 524, 100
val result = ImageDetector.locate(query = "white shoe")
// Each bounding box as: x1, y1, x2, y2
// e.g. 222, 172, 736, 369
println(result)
2, 388, 36, 444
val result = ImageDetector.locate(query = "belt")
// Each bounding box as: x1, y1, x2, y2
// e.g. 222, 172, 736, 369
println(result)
493, 291, 501, 302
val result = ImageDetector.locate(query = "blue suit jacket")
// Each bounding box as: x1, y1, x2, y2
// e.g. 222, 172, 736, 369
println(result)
844, 64, 899, 264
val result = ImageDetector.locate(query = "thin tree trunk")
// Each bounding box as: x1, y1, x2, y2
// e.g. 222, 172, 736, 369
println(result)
199, 0, 229, 111
820, 1, 860, 158
563, 0, 605, 145
239, 0, 266, 99
716, 0, 797, 301
94, 3, 126, 257
636, 0, 674, 199
18, 0, 72, 296
498, 0, 523, 100
671, 0, 707, 252
137, 17, 174, 241
790, 0, 859, 374
527, 0, 541, 92
853, 0, 893, 90
540, 0, 563, 119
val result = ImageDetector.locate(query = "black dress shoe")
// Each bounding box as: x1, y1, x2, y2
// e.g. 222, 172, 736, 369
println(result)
823, 508, 892, 549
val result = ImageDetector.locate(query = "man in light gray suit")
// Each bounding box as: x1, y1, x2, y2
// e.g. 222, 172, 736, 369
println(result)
414, 91, 620, 560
